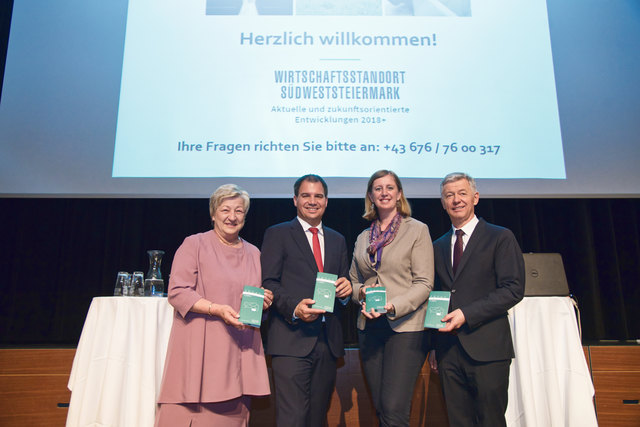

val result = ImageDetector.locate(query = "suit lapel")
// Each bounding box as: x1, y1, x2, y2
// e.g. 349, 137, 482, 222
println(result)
323, 228, 337, 273
441, 229, 455, 281
454, 219, 486, 278
290, 219, 319, 272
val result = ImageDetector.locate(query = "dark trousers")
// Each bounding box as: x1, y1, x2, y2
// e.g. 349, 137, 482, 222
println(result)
437, 335, 511, 427
358, 319, 429, 427
271, 327, 337, 427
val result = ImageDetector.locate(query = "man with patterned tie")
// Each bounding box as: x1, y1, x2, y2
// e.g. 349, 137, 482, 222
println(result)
429, 172, 525, 427
261, 174, 352, 427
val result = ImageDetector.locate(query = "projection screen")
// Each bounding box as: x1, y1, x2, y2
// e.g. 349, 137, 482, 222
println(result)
0, 0, 638, 197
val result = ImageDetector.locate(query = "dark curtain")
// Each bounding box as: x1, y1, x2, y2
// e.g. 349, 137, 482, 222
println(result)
1, 197, 639, 347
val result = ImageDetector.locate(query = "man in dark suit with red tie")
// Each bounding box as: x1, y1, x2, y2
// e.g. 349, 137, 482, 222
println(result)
261, 174, 352, 427
429, 172, 525, 427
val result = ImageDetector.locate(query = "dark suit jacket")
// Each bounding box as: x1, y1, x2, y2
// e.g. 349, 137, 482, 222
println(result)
261, 218, 349, 358
433, 218, 525, 362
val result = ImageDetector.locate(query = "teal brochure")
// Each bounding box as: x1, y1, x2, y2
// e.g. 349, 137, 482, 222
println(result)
239, 286, 265, 327
424, 291, 451, 329
312, 272, 337, 312
365, 287, 387, 313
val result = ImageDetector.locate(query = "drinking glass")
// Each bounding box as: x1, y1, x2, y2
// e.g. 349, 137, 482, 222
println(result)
131, 271, 145, 296
114, 272, 130, 296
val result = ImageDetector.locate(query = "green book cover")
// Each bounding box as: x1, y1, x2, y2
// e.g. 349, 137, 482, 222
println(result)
424, 291, 451, 329
312, 272, 337, 312
239, 285, 265, 327
365, 287, 387, 313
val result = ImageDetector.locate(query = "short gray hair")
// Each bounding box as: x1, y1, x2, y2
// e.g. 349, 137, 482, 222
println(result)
440, 172, 477, 196
209, 184, 250, 217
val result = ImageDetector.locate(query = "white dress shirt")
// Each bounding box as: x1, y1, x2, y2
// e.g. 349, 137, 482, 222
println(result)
297, 216, 325, 266
449, 215, 479, 266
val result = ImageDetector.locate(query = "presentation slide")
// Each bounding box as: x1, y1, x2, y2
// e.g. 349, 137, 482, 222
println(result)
113, 0, 564, 179
1, 0, 638, 197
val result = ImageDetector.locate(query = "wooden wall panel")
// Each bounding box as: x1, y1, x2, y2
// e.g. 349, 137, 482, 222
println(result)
592, 372, 640, 427
13, 346, 638, 427
0, 348, 446, 427
410, 362, 449, 427
590, 346, 640, 427
0, 349, 75, 427
327, 349, 377, 426
590, 346, 640, 371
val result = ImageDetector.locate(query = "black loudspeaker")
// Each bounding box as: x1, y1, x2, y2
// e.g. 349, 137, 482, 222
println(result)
522, 253, 570, 296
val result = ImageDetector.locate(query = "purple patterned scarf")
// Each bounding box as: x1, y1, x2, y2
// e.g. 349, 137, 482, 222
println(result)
367, 213, 403, 270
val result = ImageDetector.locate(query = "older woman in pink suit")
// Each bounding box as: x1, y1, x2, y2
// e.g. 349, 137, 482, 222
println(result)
155, 184, 273, 427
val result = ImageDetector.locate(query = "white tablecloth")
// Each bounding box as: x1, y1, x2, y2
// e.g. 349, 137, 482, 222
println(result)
67, 296, 598, 426
506, 297, 598, 427
66, 297, 174, 427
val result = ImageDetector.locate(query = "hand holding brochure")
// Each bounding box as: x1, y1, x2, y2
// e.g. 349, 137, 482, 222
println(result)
312, 272, 337, 312
365, 287, 387, 313
239, 285, 265, 327
423, 291, 451, 329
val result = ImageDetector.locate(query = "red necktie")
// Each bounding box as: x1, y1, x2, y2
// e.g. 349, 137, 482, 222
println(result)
309, 227, 323, 272
453, 229, 464, 275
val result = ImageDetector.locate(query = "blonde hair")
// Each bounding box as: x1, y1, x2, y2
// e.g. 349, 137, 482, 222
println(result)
209, 184, 250, 218
363, 170, 411, 221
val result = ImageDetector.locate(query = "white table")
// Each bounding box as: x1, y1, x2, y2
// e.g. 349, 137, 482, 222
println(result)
66, 297, 173, 427
506, 296, 598, 427
67, 296, 598, 426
